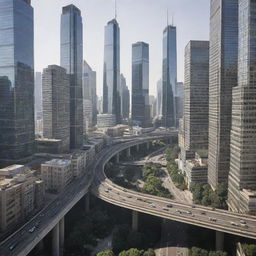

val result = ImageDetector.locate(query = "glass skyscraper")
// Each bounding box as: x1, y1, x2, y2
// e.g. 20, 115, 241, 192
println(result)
0, 0, 35, 166
161, 25, 177, 128
132, 42, 150, 127
103, 19, 121, 125
61, 4, 83, 149
228, 0, 256, 214
208, 0, 238, 189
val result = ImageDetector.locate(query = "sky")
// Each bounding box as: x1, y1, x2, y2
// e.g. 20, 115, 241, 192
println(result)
33, 0, 210, 97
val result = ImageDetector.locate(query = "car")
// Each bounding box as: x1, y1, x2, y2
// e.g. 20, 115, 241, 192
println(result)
241, 223, 249, 228
9, 242, 18, 251
176, 210, 181, 214
185, 211, 192, 214
211, 207, 216, 211
150, 205, 156, 208
163, 208, 169, 211
29, 226, 36, 233
201, 212, 206, 215
230, 222, 239, 227
104, 189, 109, 193
191, 205, 196, 208
117, 192, 120, 195
127, 195, 132, 198
166, 204, 173, 208
108, 188, 112, 191
240, 220, 246, 224
123, 189, 127, 192
208, 217, 217, 222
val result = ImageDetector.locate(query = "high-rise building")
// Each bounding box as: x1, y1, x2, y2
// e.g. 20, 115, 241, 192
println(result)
228, 0, 256, 215
0, 0, 35, 166
42, 65, 70, 152
161, 25, 177, 127
83, 61, 97, 130
120, 74, 130, 120
61, 4, 83, 149
132, 42, 150, 127
184, 41, 209, 152
149, 95, 156, 120
208, 0, 238, 188
156, 79, 162, 118
175, 82, 184, 122
103, 19, 121, 125
35, 72, 42, 121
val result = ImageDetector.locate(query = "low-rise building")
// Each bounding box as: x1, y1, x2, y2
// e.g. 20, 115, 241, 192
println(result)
41, 159, 72, 193
0, 165, 45, 232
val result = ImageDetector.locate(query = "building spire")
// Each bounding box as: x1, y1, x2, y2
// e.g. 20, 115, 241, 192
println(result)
172, 14, 174, 26
167, 8, 169, 26
115, 0, 117, 19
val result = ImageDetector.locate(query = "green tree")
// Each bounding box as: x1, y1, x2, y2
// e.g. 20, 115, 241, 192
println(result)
242, 244, 256, 256
143, 249, 155, 256
97, 250, 115, 256
119, 248, 144, 256
209, 251, 228, 256
189, 247, 208, 256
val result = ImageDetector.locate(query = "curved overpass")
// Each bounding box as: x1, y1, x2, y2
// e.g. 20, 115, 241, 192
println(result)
92, 137, 256, 240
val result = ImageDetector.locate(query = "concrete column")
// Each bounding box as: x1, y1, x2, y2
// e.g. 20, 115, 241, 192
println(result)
126, 147, 131, 158
116, 153, 120, 163
136, 144, 140, 152
59, 217, 65, 256
84, 193, 90, 213
132, 210, 139, 232
146, 142, 150, 150
52, 223, 60, 256
215, 231, 224, 251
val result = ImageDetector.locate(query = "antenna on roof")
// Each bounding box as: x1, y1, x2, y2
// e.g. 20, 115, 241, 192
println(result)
172, 14, 174, 26
167, 8, 169, 26
115, 0, 117, 19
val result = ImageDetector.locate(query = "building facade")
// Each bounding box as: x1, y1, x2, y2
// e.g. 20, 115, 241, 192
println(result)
103, 19, 121, 125
161, 25, 177, 127
228, 0, 256, 214
0, 0, 35, 166
83, 61, 97, 130
42, 65, 70, 152
208, 0, 238, 188
156, 79, 162, 118
120, 74, 130, 120
132, 42, 150, 127
35, 72, 42, 121
184, 41, 209, 152
61, 4, 84, 149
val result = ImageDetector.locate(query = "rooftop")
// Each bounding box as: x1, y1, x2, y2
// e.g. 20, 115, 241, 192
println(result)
43, 159, 71, 167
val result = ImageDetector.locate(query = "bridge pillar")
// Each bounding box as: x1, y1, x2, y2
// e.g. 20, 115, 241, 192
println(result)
215, 231, 224, 251
116, 153, 120, 163
132, 210, 139, 232
59, 217, 65, 256
146, 142, 150, 151
126, 147, 131, 158
52, 223, 60, 256
136, 144, 140, 152
84, 193, 90, 213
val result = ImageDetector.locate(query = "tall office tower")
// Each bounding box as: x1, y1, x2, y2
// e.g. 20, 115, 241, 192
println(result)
208, 0, 238, 188
161, 25, 177, 127
83, 61, 97, 130
35, 72, 42, 121
228, 0, 256, 215
184, 41, 209, 152
0, 0, 34, 166
103, 19, 121, 125
120, 74, 130, 120
61, 4, 83, 149
132, 42, 150, 127
42, 65, 70, 152
156, 79, 162, 118
149, 95, 156, 119
175, 82, 184, 121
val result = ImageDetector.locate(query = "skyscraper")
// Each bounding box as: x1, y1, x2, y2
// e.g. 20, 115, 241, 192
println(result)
228, 0, 256, 215
161, 25, 177, 127
61, 4, 83, 149
184, 41, 209, 153
83, 61, 97, 130
0, 0, 34, 166
120, 74, 130, 120
35, 72, 42, 121
175, 82, 184, 122
132, 42, 150, 127
103, 19, 121, 125
156, 79, 162, 118
208, 0, 238, 188
42, 65, 70, 152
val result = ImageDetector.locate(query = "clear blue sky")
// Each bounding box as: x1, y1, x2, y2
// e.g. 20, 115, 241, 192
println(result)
33, 0, 210, 96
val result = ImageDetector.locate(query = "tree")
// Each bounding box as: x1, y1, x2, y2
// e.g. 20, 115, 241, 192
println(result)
119, 248, 144, 256
143, 249, 155, 256
242, 244, 256, 256
97, 250, 115, 256
209, 251, 228, 256
189, 247, 208, 256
